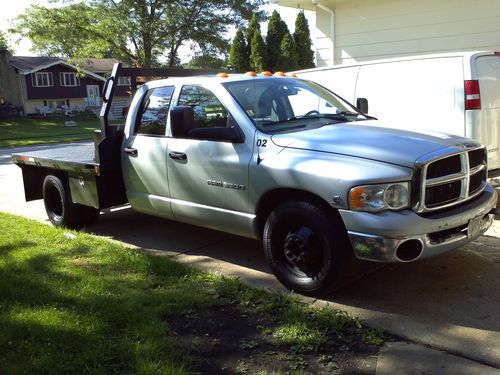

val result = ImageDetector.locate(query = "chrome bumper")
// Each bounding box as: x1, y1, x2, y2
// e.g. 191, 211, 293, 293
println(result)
339, 185, 497, 263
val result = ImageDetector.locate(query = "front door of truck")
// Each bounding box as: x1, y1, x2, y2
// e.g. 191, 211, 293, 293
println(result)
166, 84, 253, 235
122, 85, 175, 219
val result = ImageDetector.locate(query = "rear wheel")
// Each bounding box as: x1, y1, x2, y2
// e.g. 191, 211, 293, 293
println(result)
263, 199, 349, 297
43, 175, 99, 229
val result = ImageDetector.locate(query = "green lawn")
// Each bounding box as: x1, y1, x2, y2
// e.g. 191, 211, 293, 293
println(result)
0, 116, 101, 148
0, 212, 381, 374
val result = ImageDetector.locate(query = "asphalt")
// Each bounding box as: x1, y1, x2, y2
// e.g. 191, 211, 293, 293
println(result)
1, 142, 500, 374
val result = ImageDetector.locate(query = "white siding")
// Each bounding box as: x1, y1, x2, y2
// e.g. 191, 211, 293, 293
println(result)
312, 0, 500, 65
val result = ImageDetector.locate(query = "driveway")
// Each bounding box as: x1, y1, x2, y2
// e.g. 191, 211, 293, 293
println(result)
1, 143, 500, 371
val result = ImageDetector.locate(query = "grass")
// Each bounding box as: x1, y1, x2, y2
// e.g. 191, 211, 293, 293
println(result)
0, 116, 101, 148
0, 212, 381, 374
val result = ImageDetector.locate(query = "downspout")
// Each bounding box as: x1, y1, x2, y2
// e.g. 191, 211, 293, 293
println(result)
311, 0, 335, 65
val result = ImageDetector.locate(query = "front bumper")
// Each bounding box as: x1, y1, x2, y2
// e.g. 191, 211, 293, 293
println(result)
339, 184, 497, 262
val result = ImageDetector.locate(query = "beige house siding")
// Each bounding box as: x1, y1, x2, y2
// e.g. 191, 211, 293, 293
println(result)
333, 0, 500, 65
276, 0, 500, 67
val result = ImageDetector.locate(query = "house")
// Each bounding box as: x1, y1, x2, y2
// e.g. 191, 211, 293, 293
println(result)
0, 50, 131, 117
272, 0, 500, 67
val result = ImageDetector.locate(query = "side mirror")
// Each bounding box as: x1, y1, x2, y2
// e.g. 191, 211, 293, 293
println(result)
170, 106, 194, 138
356, 97, 369, 114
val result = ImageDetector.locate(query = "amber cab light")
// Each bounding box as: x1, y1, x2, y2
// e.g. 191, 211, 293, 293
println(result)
260, 71, 273, 76
217, 73, 229, 78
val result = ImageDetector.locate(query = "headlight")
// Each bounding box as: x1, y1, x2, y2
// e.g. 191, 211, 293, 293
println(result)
349, 182, 410, 212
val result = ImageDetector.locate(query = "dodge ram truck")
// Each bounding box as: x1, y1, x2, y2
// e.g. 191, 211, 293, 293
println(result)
12, 64, 497, 296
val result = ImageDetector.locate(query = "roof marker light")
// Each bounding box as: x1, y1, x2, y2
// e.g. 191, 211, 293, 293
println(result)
288, 73, 297, 78
217, 73, 229, 78
275, 71, 286, 77
260, 71, 273, 76
245, 71, 257, 77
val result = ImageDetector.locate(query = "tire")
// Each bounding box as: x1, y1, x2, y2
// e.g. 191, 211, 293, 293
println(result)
263, 199, 349, 297
42, 175, 99, 229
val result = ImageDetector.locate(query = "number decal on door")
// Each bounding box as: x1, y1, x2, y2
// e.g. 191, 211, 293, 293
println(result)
256, 139, 267, 147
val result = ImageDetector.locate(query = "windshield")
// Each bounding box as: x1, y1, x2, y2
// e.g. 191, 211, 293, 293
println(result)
223, 78, 367, 133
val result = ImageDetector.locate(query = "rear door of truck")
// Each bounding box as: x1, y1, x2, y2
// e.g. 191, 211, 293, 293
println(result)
470, 53, 500, 172
121, 82, 176, 219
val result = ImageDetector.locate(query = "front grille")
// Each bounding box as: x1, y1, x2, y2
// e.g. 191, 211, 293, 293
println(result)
413, 147, 488, 213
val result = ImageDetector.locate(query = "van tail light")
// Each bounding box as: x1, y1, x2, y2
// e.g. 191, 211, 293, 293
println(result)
495, 52, 500, 55
465, 80, 481, 110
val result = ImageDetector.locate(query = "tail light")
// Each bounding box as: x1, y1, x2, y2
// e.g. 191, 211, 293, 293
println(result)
465, 80, 481, 110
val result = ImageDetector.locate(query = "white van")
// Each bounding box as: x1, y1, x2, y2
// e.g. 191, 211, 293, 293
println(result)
296, 51, 500, 173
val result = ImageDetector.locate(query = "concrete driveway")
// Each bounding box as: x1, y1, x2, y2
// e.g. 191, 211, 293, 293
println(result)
1, 143, 500, 372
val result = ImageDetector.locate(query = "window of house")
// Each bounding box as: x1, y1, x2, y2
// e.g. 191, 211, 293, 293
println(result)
135, 86, 174, 136
32, 72, 53, 87
177, 85, 228, 129
118, 76, 131, 86
60, 72, 80, 87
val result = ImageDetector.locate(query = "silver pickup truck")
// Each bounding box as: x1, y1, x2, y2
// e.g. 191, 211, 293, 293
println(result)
12, 64, 497, 296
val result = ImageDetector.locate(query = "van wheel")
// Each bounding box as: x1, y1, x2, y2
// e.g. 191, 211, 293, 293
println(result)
43, 175, 98, 229
263, 200, 348, 297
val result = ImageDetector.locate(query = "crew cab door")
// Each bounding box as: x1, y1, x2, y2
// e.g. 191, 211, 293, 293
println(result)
122, 85, 175, 219
166, 84, 253, 236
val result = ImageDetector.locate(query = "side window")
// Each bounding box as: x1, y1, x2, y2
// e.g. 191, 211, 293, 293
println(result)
135, 86, 174, 135
178, 85, 228, 129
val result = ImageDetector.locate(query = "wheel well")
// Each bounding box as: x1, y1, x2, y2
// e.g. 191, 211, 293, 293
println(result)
255, 188, 343, 238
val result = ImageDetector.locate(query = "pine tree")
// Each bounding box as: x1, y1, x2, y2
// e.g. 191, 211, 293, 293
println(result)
266, 10, 289, 71
250, 29, 266, 72
294, 12, 315, 69
276, 32, 298, 71
229, 28, 249, 72
245, 14, 260, 57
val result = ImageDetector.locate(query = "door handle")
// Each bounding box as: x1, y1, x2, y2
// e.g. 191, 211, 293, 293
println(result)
124, 147, 138, 156
169, 151, 187, 161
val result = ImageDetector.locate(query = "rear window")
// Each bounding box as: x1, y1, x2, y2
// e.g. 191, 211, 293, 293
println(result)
477, 55, 500, 109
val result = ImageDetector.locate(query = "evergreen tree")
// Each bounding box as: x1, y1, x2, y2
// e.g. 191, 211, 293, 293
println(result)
229, 28, 250, 72
276, 31, 298, 71
294, 12, 315, 69
245, 14, 260, 57
250, 29, 266, 72
266, 10, 288, 71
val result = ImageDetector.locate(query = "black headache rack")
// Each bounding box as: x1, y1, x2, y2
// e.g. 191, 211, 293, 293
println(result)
94, 63, 226, 208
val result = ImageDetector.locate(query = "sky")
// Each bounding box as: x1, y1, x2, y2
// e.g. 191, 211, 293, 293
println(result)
0, 0, 315, 62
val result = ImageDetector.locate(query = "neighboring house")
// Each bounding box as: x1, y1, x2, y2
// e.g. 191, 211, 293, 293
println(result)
273, 0, 500, 67
0, 50, 131, 117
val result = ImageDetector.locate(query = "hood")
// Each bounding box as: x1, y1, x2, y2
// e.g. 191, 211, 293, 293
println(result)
270, 122, 480, 168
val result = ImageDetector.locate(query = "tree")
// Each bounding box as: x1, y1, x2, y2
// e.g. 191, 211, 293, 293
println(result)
229, 28, 249, 72
250, 29, 266, 72
184, 54, 227, 69
245, 14, 260, 57
12, 0, 267, 68
276, 32, 298, 71
266, 10, 288, 71
294, 12, 315, 69
0, 31, 10, 52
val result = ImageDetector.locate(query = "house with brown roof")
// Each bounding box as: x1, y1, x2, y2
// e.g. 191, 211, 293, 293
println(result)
0, 50, 131, 117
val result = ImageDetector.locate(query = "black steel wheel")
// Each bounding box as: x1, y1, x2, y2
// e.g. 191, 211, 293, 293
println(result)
43, 175, 99, 229
263, 199, 348, 296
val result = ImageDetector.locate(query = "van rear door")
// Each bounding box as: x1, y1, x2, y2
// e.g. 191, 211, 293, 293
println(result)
470, 53, 500, 172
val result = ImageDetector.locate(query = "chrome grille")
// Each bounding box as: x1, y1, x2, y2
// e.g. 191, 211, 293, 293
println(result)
413, 147, 487, 213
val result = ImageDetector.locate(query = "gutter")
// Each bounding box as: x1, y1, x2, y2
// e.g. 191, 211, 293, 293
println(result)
312, 0, 335, 65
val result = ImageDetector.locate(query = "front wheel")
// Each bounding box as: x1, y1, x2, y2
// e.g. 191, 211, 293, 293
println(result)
263, 200, 349, 297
